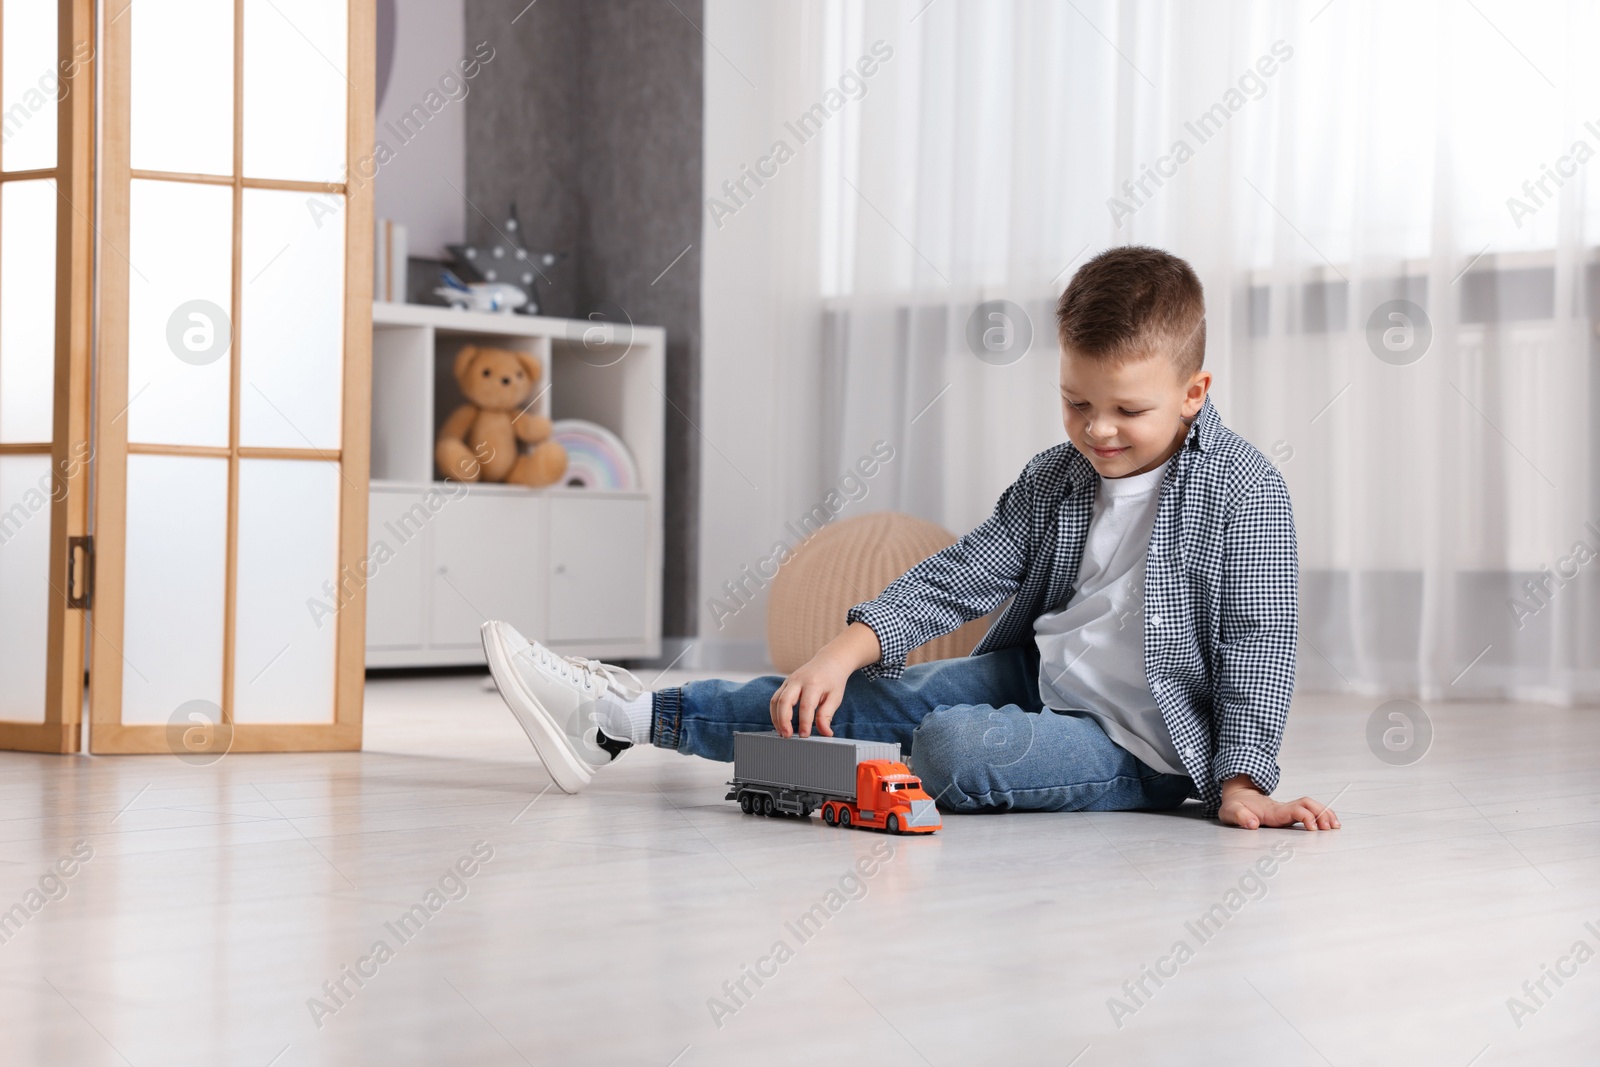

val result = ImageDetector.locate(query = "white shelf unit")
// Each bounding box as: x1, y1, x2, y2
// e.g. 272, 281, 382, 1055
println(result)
366, 302, 664, 667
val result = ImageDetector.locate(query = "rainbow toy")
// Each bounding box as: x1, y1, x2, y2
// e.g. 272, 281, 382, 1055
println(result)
549, 420, 639, 491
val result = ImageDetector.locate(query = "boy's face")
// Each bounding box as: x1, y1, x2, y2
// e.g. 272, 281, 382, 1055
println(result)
1059, 344, 1210, 478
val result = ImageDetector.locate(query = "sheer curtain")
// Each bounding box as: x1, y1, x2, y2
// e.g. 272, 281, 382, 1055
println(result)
702, 0, 1599, 701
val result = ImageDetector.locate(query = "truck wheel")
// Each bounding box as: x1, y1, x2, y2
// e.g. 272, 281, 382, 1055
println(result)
739, 794, 753, 814
823, 805, 836, 825
760, 796, 773, 816
839, 808, 852, 828
886, 813, 900, 834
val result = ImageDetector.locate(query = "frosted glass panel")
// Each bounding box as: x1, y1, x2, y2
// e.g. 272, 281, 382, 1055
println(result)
0, 179, 56, 443
127, 180, 231, 446
240, 188, 344, 448
130, 0, 233, 175
122, 455, 227, 725
1, 0, 59, 171
0, 455, 51, 723
233, 459, 338, 724
243, 0, 347, 182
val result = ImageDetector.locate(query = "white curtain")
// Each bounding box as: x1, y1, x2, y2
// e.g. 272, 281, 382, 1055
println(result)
703, 0, 1600, 701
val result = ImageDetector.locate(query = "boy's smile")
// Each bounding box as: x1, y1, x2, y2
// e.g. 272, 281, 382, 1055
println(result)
1059, 344, 1212, 479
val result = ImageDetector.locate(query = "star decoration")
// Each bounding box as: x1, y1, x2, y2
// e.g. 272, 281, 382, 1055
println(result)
447, 203, 566, 314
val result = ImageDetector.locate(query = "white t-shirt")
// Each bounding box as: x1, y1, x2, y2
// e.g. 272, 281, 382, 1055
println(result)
1033, 455, 1187, 776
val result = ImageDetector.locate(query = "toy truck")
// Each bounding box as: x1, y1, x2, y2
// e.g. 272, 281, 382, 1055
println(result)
725, 732, 941, 834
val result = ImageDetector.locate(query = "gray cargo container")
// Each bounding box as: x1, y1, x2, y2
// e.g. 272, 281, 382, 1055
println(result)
731, 733, 901, 802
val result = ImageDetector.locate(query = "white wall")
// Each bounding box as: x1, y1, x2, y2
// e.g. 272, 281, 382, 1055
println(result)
373, 0, 466, 258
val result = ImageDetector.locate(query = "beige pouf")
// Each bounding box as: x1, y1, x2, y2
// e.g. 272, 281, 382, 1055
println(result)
766, 511, 1000, 673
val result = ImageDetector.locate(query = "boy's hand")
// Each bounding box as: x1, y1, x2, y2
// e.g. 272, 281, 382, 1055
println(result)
769, 622, 881, 738
1218, 775, 1340, 831
769, 654, 852, 738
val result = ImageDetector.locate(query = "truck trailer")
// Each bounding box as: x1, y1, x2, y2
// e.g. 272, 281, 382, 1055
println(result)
725, 732, 941, 834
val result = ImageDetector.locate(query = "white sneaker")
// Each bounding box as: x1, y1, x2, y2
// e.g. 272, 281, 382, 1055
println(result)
480, 620, 646, 793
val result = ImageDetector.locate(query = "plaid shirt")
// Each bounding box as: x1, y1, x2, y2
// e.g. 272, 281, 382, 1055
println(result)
848, 395, 1298, 817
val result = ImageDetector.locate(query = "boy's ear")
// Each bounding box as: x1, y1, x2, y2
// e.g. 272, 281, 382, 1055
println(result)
1183, 370, 1212, 417
453, 344, 480, 382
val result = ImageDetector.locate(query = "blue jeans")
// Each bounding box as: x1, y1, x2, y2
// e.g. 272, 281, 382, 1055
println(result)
651, 645, 1194, 814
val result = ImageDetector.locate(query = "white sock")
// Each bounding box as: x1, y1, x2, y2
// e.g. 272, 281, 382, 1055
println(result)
597, 690, 654, 746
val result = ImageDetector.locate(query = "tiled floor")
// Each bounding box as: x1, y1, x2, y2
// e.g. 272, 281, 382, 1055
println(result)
1, 673, 1597, 1065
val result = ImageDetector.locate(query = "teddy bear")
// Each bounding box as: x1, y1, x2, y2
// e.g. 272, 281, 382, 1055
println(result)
435, 343, 568, 487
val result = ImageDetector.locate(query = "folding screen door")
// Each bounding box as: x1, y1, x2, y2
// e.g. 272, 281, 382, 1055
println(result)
85, 0, 374, 754
0, 0, 94, 753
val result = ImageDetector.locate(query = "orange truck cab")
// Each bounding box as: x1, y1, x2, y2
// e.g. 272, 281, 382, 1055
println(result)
820, 759, 941, 834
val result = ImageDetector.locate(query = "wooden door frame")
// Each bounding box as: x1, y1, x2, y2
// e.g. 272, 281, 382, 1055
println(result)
0, 0, 96, 753
88, 0, 373, 754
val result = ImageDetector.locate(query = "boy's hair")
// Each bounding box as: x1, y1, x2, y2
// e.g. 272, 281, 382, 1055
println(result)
1055, 246, 1206, 379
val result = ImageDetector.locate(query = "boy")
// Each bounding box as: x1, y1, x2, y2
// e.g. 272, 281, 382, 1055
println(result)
482, 246, 1338, 831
